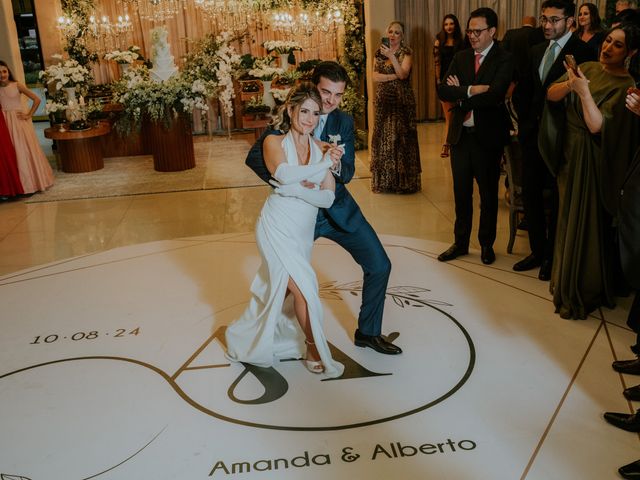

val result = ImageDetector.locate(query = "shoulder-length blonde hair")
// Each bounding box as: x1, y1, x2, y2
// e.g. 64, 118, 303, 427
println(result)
270, 82, 322, 132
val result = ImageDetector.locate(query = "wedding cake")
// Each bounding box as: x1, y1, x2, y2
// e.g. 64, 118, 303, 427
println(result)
149, 27, 178, 82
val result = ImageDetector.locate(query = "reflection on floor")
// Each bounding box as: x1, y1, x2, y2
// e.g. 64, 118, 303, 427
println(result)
0, 122, 638, 479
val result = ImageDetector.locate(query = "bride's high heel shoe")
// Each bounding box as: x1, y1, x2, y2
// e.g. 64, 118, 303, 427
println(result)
304, 339, 324, 374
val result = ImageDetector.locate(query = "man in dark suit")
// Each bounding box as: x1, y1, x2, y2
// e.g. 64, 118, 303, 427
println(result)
245, 61, 401, 355
436, 7, 514, 265
512, 0, 595, 280
501, 16, 545, 119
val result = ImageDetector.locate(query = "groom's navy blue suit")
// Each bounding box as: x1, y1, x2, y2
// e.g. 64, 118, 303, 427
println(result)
245, 109, 391, 337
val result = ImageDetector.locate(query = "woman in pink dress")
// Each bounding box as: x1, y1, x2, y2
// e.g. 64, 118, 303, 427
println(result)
0, 60, 54, 194
0, 103, 24, 199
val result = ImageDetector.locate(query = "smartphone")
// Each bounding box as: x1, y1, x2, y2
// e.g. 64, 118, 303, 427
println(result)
565, 54, 578, 75
381, 37, 390, 48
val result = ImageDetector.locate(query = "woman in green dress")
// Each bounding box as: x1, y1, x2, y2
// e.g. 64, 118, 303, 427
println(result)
540, 24, 639, 319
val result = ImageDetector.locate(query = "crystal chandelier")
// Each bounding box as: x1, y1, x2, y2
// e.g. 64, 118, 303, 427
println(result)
118, 0, 187, 22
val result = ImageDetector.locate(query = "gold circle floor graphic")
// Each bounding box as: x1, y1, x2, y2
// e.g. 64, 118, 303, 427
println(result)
0, 234, 636, 479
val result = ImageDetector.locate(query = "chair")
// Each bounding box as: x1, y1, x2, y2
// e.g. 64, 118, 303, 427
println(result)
503, 134, 525, 254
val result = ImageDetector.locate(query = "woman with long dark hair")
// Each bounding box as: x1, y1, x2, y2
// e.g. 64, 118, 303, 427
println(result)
576, 3, 606, 56
540, 24, 640, 319
433, 14, 464, 158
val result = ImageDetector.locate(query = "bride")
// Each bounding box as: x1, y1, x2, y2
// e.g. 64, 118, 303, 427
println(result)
225, 83, 345, 378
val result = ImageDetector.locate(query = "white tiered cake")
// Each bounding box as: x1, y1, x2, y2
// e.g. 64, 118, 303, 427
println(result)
149, 27, 178, 82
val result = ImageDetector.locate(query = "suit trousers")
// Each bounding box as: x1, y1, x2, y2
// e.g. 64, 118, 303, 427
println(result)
520, 138, 559, 261
450, 129, 502, 248
314, 210, 391, 337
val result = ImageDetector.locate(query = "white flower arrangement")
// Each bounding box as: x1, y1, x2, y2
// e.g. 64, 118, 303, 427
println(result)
39, 57, 92, 92
270, 87, 291, 103
44, 99, 67, 114
263, 40, 303, 55
182, 31, 242, 118
104, 49, 139, 64
248, 58, 285, 81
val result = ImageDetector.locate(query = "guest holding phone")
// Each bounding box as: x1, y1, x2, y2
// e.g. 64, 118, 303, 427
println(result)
540, 23, 640, 319
370, 21, 421, 194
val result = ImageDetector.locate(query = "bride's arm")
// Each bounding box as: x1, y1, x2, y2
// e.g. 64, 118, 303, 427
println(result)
265, 135, 332, 185
271, 170, 335, 208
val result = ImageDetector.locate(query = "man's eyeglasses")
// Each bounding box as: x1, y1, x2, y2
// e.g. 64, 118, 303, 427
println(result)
539, 16, 568, 25
465, 27, 489, 37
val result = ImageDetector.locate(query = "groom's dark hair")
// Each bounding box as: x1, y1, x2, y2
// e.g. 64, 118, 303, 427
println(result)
312, 61, 350, 86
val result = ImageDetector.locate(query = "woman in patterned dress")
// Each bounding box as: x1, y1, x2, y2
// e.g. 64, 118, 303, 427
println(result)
370, 21, 421, 194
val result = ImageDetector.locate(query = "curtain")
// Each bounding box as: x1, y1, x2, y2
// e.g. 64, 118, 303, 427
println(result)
395, 0, 609, 121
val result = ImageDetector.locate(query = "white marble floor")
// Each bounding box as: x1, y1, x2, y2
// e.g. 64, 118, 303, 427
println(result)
0, 123, 638, 479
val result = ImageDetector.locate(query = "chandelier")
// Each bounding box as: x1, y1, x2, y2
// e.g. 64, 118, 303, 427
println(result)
118, 0, 188, 22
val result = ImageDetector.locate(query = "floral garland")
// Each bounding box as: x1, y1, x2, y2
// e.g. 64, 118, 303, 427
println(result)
59, 0, 98, 65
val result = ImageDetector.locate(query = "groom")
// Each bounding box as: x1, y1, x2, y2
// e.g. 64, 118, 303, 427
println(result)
245, 61, 401, 355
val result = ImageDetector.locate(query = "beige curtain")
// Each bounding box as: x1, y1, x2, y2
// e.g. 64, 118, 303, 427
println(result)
78, 0, 342, 84
395, 0, 608, 120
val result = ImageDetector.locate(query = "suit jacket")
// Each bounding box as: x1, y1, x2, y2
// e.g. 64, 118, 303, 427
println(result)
501, 25, 545, 81
245, 108, 365, 232
437, 43, 514, 150
518, 34, 595, 145
501, 26, 545, 116
619, 150, 640, 289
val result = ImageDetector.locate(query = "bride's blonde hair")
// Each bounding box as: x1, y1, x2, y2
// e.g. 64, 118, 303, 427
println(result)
270, 82, 322, 132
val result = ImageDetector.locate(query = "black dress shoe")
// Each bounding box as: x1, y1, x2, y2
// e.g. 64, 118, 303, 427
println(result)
354, 329, 402, 355
437, 244, 468, 262
620, 459, 640, 479
538, 259, 552, 281
613, 357, 640, 375
513, 254, 542, 272
604, 410, 640, 432
481, 246, 495, 265
624, 384, 640, 401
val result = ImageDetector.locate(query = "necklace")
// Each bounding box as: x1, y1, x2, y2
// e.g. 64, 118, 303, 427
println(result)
293, 136, 310, 165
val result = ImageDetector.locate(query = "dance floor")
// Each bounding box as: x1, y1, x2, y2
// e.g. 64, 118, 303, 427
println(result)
0, 233, 637, 479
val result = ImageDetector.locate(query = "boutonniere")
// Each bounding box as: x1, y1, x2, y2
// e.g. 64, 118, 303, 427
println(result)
328, 134, 341, 144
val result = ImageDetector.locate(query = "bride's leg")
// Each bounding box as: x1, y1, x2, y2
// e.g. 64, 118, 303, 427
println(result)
287, 277, 320, 362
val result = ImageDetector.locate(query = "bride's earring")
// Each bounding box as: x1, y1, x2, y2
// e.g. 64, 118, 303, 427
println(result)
625, 56, 632, 71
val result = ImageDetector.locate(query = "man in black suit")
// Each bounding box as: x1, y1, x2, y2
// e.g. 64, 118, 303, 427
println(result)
501, 16, 545, 119
437, 7, 514, 265
512, 0, 595, 280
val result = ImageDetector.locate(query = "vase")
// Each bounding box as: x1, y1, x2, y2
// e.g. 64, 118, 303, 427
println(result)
119, 63, 130, 76
278, 53, 289, 70
64, 87, 82, 123
261, 80, 275, 109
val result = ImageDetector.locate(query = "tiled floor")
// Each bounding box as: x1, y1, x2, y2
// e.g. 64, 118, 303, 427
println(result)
1, 123, 638, 479
0, 122, 520, 276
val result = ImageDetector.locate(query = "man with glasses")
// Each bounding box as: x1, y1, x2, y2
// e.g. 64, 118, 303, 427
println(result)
437, 7, 514, 265
511, 0, 595, 280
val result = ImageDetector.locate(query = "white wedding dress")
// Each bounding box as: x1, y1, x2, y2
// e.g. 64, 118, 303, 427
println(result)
225, 132, 344, 378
